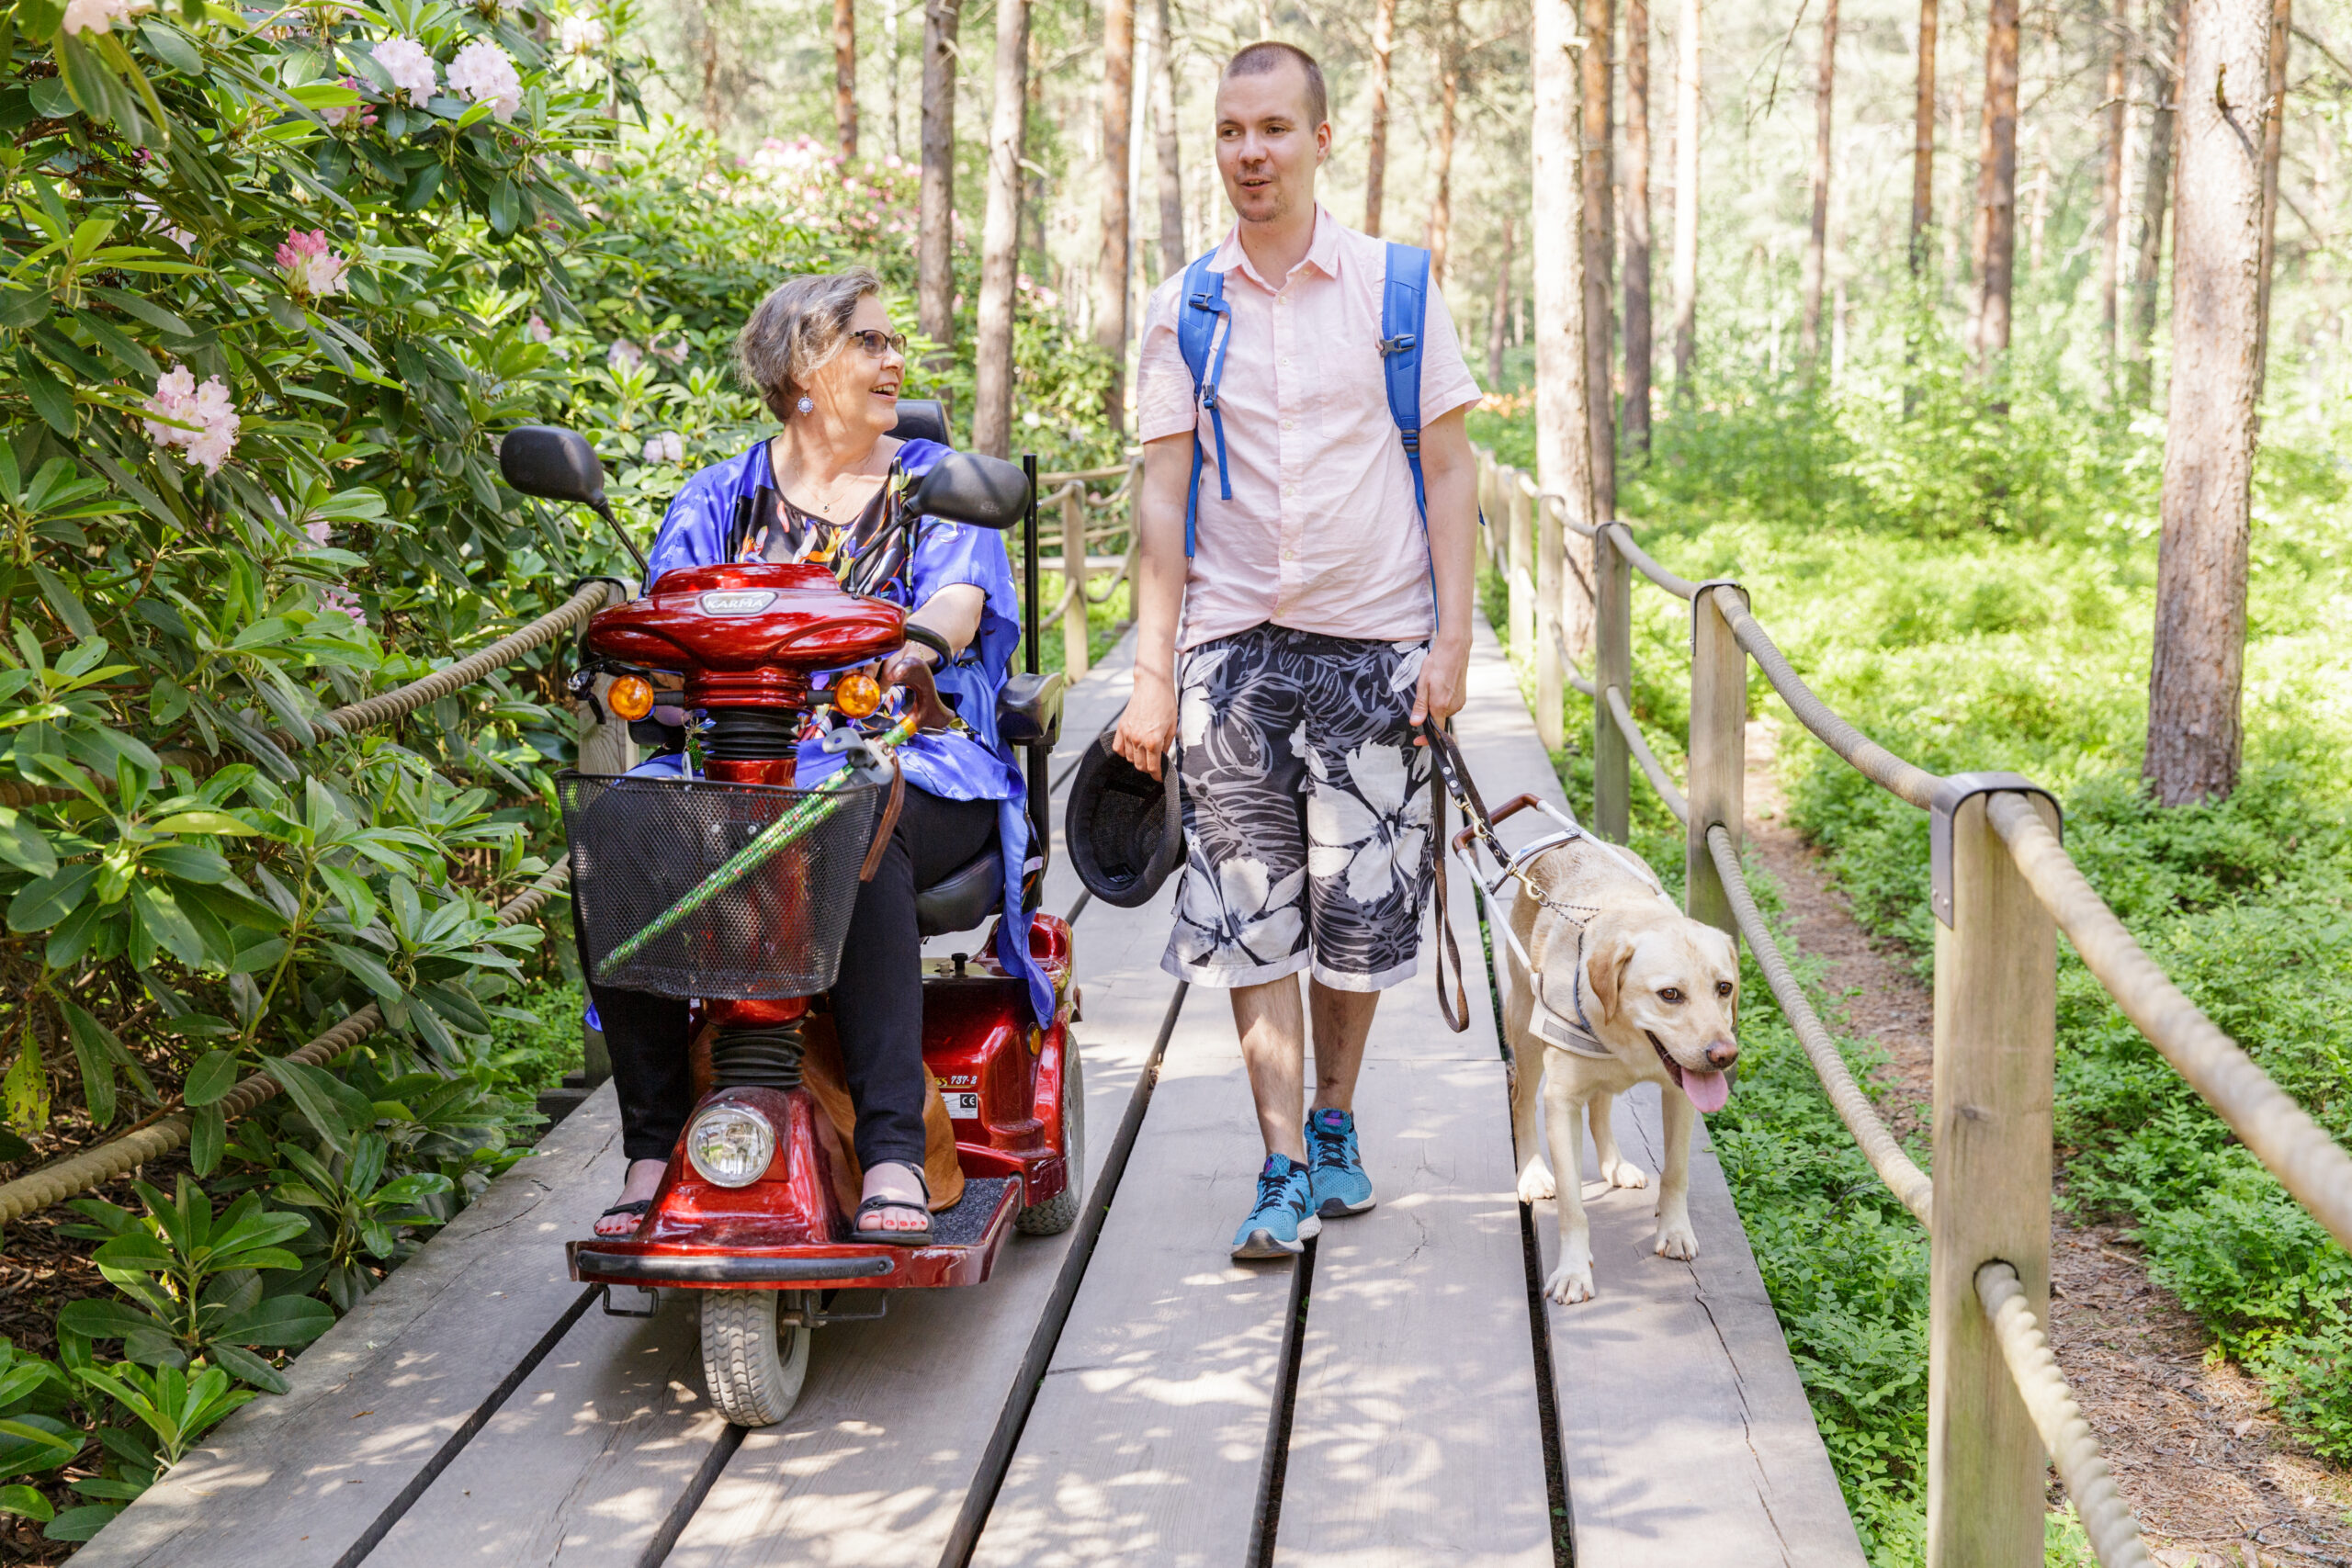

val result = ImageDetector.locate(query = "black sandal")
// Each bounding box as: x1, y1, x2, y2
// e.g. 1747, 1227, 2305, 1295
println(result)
594, 1199, 652, 1235
854, 1166, 933, 1246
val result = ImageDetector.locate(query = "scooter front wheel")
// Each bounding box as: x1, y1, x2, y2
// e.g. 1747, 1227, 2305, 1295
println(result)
700, 1288, 811, 1427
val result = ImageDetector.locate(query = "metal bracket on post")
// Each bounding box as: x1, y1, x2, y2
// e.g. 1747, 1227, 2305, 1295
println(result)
1687, 579, 1748, 654
1928, 773, 2063, 927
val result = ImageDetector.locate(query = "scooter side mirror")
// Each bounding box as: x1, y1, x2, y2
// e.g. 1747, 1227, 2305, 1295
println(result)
901, 452, 1029, 531
501, 426, 607, 507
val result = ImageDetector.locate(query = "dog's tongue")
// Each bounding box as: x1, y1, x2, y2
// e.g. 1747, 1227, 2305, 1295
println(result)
1681, 1068, 1732, 1114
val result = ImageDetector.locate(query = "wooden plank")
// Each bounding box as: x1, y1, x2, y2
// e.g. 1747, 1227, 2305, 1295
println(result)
364, 1292, 725, 1568
75, 1085, 626, 1568
1273, 909, 1554, 1566
1451, 618, 1869, 1568
966, 1002, 1301, 1568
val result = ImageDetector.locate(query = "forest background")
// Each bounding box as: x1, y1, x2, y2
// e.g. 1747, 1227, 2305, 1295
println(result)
0, 0, 2346, 1559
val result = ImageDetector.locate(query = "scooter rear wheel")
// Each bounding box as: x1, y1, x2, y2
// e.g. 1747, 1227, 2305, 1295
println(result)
1014, 1040, 1085, 1235
700, 1288, 811, 1427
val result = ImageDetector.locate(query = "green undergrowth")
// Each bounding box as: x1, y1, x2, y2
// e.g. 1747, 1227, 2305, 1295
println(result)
1479, 360, 2352, 1558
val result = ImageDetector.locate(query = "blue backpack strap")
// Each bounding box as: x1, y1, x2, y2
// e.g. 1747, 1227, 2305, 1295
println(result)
1379, 241, 1438, 621
1175, 252, 1233, 558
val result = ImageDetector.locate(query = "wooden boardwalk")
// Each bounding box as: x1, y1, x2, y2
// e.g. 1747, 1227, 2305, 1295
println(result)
77, 623, 1860, 1568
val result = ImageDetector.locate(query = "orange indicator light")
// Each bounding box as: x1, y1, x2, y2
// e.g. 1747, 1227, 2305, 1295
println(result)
606, 674, 655, 721
833, 671, 883, 718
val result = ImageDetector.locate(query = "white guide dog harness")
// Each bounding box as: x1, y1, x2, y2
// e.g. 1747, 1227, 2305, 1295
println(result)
1451, 800, 1678, 1062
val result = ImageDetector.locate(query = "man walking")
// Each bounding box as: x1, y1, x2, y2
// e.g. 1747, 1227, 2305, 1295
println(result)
1114, 40, 1482, 1258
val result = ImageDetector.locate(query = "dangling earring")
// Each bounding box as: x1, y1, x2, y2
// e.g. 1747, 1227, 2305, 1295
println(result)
796, 395, 815, 416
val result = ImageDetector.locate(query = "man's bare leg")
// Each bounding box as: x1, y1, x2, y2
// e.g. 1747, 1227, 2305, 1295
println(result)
1307, 978, 1377, 1113
1234, 975, 1381, 1161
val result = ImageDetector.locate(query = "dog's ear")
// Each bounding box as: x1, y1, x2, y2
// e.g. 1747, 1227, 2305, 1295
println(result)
1584, 930, 1637, 1021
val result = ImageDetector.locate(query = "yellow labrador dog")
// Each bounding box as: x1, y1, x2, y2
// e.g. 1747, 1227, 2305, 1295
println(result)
1486, 807, 1740, 1304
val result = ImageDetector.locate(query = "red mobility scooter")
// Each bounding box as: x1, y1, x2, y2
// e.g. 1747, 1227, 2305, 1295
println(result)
499, 408, 1076, 1426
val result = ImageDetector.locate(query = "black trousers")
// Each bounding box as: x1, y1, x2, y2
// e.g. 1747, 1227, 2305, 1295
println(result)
587, 785, 999, 1172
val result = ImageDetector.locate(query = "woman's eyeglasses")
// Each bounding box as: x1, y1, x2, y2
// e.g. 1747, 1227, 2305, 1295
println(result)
851, 329, 909, 357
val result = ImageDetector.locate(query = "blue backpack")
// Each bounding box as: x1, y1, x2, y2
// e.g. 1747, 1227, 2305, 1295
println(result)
1174, 239, 1439, 587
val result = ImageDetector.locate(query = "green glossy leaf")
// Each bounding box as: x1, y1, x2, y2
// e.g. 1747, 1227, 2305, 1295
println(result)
152, 812, 254, 837
0, 1483, 54, 1522
8, 863, 99, 933
181, 1051, 239, 1108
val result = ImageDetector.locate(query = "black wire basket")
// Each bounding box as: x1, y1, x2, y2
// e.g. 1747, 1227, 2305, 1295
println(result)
559, 772, 886, 999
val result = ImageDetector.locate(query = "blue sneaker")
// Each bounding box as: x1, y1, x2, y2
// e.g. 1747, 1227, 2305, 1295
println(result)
1231, 1155, 1320, 1259
1305, 1108, 1376, 1217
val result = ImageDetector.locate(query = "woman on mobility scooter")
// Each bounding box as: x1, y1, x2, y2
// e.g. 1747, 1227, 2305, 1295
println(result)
586, 267, 1055, 1247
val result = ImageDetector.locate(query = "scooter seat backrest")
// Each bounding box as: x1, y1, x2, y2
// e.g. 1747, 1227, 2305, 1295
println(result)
888, 400, 951, 446
997, 671, 1065, 749
915, 843, 1003, 939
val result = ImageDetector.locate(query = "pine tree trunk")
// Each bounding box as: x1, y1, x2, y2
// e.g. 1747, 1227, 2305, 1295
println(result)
972, 0, 1029, 457
2144, 0, 2275, 804
2098, 0, 2130, 359
1582, 0, 1617, 523
918, 0, 962, 355
1154, 0, 1187, 277
1911, 0, 1938, 272
1429, 0, 1461, 287
1972, 0, 2020, 370
1671, 0, 1702, 386
1365, 0, 1397, 236
2128, 0, 2182, 404
1801, 0, 1838, 361
1489, 213, 1516, 389
1096, 0, 1136, 429
2255, 0, 2290, 372
835, 0, 859, 159
1623, 0, 1653, 448
1536, 0, 1598, 655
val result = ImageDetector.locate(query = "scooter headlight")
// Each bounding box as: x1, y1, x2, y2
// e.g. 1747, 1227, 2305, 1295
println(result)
685, 1102, 775, 1188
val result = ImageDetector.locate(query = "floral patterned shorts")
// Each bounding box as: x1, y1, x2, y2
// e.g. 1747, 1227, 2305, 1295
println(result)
1160, 624, 1433, 992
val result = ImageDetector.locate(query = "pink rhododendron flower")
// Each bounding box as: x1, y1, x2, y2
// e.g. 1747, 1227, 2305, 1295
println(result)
606, 339, 643, 373
527, 313, 552, 343
275, 229, 350, 299
641, 432, 684, 464
143, 367, 240, 477
447, 39, 523, 122
373, 36, 439, 103
62, 0, 152, 35
321, 586, 366, 626
318, 78, 376, 129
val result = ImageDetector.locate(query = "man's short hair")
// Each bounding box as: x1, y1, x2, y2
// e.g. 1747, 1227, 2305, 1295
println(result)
1221, 41, 1328, 130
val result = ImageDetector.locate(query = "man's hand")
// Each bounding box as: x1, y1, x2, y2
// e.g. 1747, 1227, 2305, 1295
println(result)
1114, 671, 1180, 780
1410, 633, 1470, 737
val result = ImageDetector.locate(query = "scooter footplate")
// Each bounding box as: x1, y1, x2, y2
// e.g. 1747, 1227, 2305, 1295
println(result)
567, 1176, 1023, 1291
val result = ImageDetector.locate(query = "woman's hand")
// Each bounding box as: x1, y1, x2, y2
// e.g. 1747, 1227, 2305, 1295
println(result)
880, 649, 959, 731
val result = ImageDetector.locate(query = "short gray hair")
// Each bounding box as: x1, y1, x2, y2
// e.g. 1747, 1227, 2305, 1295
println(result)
736, 267, 883, 421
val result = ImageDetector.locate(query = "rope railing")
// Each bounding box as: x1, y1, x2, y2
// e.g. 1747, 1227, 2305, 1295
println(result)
1705, 824, 1936, 1224
1976, 1263, 2154, 1566
1464, 437, 2275, 1566
1602, 685, 1687, 823
1707, 585, 1942, 812
1987, 793, 2352, 1253
0, 863, 571, 1226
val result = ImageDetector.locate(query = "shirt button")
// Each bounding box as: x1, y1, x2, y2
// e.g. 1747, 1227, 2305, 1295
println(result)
1283, 484, 1296, 498
1283, 419, 1295, 432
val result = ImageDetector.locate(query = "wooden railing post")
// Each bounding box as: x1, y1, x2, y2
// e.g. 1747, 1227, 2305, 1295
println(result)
1592, 525, 1632, 842
1508, 471, 1535, 663
1060, 482, 1090, 682
1926, 782, 2059, 1568
1476, 450, 1498, 579
1684, 584, 1745, 939
1533, 489, 1565, 751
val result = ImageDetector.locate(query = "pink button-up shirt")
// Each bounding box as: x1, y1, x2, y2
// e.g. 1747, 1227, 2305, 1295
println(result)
1136, 206, 1481, 651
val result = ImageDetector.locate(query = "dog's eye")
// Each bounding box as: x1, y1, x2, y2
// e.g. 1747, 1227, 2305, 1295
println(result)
1716, 981, 1734, 998
1658, 987, 1683, 1004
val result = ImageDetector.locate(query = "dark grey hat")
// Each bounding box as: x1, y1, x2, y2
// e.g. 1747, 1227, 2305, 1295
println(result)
1064, 707, 1184, 908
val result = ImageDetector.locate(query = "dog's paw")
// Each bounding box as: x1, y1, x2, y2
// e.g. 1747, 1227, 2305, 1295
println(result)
1600, 1157, 1648, 1190
1516, 1162, 1559, 1203
1544, 1258, 1596, 1304
1653, 1216, 1699, 1261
